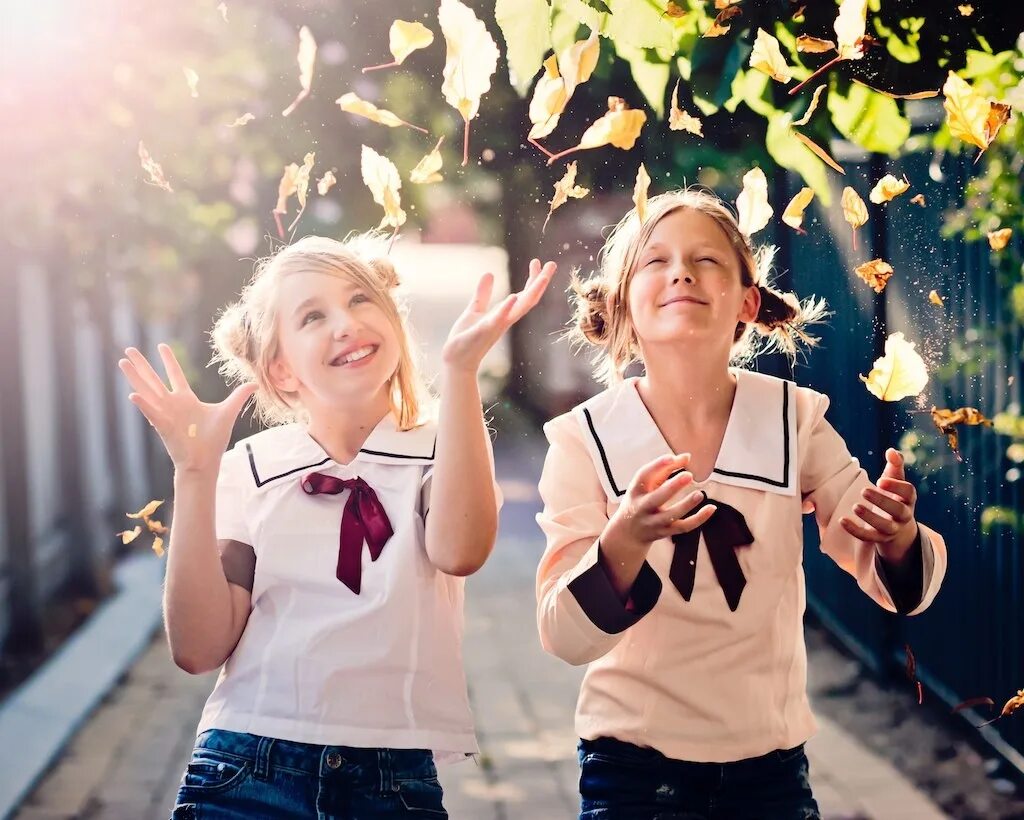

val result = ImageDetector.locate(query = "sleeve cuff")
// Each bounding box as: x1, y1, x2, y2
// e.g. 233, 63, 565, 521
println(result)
567, 541, 662, 634
874, 527, 925, 615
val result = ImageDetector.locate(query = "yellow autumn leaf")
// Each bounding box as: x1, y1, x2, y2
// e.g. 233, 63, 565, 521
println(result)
841, 186, 868, 250
152, 536, 165, 557
928, 290, 943, 306
282, 25, 317, 117
703, 5, 742, 37
317, 170, 337, 195
736, 167, 773, 236
118, 526, 142, 545
750, 28, 792, 83
146, 518, 169, 535
834, 0, 868, 59
361, 145, 406, 231
128, 499, 163, 519
439, 0, 499, 165
665, 1, 688, 18
543, 161, 589, 232
336, 92, 427, 132
853, 79, 939, 99
227, 113, 255, 128
792, 130, 845, 174
547, 97, 647, 165
860, 332, 929, 401
272, 153, 315, 236
633, 163, 651, 224
528, 31, 600, 142
796, 35, 836, 53
869, 174, 910, 203
183, 67, 199, 98
410, 136, 445, 184
714, 0, 742, 7
931, 406, 993, 461
669, 80, 703, 135
703, 19, 732, 37
911, 193, 927, 207
854, 259, 894, 293
138, 142, 173, 193
943, 71, 1012, 156
782, 187, 815, 234
390, 20, 434, 64
792, 84, 826, 126
958, 4, 974, 14
274, 164, 299, 218
988, 227, 1012, 250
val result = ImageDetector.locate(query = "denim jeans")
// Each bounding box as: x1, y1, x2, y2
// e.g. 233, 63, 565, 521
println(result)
578, 736, 820, 820
170, 729, 446, 819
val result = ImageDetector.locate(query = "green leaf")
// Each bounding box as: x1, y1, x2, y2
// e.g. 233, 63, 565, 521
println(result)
725, 68, 771, 116
582, 0, 612, 11
607, 0, 674, 51
827, 81, 909, 154
690, 35, 751, 116
617, 43, 671, 117
765, 113, 833, 206
873, 16, 923, 64
495, 0, 552, 97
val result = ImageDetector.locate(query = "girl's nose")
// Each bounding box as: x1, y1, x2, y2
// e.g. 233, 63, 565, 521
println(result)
330, 311, 357, 338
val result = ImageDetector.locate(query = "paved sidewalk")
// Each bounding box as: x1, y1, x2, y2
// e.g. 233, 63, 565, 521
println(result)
12, 435, 948, 819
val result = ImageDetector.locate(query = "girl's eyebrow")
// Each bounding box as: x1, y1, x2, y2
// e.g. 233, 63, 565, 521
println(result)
291, 282, 360, 315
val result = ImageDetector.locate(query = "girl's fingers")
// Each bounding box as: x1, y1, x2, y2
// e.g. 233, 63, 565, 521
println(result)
158, 343, 192, 394
852, 504, 901, 536
651, 489, 705, 527
861, 487, 912, 523
469, 273, 495, 314
643, 471, 696, 513
839, 516, 889, 543
128, 392, 169, 431
124, 347, 169, 395
118, 359, 162, 403
877, 477, 916, 505
631, 453, 691, 495
667, 503, 717, 535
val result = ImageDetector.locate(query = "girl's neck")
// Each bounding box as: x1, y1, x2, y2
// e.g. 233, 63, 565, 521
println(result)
304, 390, 392, 465
637, 344, 736, 428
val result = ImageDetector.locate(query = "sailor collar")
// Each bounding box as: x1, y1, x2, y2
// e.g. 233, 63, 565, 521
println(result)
573, 368, 797, 499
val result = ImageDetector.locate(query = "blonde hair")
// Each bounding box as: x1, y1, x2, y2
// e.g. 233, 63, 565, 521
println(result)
568, 188, 827, 385
211, 233, 429, 429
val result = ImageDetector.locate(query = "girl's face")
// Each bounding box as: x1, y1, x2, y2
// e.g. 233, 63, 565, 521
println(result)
269, 269, 401, 414
627, 207, 760, 353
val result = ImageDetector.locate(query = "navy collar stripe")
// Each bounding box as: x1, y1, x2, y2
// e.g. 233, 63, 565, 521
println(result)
246, 443, 331, 488
583, 407, 626, 497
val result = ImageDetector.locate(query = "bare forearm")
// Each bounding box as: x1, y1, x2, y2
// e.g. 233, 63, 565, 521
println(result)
424, 368, 498, 575
163, 470, 238, 671
596, 515, 652, 601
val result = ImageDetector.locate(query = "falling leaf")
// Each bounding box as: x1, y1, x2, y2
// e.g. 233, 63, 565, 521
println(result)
282, 25, 317, 117
364, 20, 435, 72
152, 536, 165, 557
665, 1, 688, 18
854, 259, 894, 293
834, 0, 868, 60
958, 4, 974, 15
904, 643, 917, 681
928, 290, 943, 306
633, 163, 651, 224
792, 84, 826, 126
410, 136, 445, 184
361, 145, 406, 231
750, 28, 793, 83
841, 186, 868, 250
714, 0, 742, 7
528, 32, 600, 142
782, 187, 814, 234
543, 161, 589, 232
118, 526, 142, 545
703, 4, 742, 38
138, 142, 173, 193
931, 406, 993, 461
272, 152, 315, 237
953, 697, 994, 714
911, 193, 926, 207
146, 518, 169, 535
546, 97, 647, 165
736, 167, 773, 236
336, 92, 427, 132
869, 174, 910, 203
187, 423, 197, 438
860, 332, 929, 402
792, 130, 845, 174
439, 0, 500, 165
317, 170, 337, 196
217, 2, 228, 21
183, 67, 199, 98
942, 71, 1012, 158
1000, 691, 1024, 719
987, 227, 1012, 250
669, 80, 703, 135
128, 500, 164, 519
796, 35, 836, 53
852, 80, 939, 99
227, 113, 255, 128
703, 19, 732, 37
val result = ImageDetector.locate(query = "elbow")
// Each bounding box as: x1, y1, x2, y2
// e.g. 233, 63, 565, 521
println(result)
170, 647, 225, 676
434, 553, 489, 577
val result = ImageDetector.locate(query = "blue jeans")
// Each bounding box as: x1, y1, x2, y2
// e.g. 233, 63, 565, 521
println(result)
170, 729, 446, 819
578, 737, 821, 820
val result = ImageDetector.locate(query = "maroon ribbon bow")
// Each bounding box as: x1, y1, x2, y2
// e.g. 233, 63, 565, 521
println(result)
302, 472, 394, 594
669, 494, 754, 612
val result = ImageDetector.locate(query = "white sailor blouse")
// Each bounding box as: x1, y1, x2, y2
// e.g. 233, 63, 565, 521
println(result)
536, 369, 947, 763
196, 414, 497, 761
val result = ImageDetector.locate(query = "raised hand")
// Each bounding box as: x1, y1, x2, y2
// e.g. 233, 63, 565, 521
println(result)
118, 344, 256, 474
840, 447, 919, 558
442, 258, 557, 374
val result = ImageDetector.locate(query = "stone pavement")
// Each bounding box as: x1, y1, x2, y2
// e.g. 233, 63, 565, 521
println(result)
12, 433, 948, 819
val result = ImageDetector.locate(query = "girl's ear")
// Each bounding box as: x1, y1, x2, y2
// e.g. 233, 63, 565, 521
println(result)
268, 354, 300, 393
738, 284, 761, 325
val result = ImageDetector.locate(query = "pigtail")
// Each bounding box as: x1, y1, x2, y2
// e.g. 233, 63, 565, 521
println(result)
568, 271, 611, 347
748, 284, 829, 358
210, 301, 258, 387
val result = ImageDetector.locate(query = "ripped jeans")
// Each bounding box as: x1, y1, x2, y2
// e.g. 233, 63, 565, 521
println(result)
578, 736, 820, 820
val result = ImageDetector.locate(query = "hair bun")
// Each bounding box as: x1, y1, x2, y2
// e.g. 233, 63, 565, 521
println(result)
368, 256, 400, 289
572, 277, 610, 345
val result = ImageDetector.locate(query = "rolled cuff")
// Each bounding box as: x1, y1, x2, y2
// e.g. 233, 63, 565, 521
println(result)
567, 541, 662, 634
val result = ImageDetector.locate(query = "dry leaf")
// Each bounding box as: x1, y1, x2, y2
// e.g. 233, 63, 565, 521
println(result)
834, 0, 868, 60
187, 423, 198, 438
669, 80, 703, 135
782, 187, 814, 234
953, 696, 994, 714
128, 500, 164, 519
317, 170, 337, 195
841, 186, 868, 250
931, 405, 993, 461
361, 145, 406, 231
854, 259, 894, 293
439, 0, 500, 165
852, 80, 939, 99
1000, 691, 1024, 719
860, 332, 929, 401
943, 71, 1012, 158
410, 136, 445, 184
928, 290, 943, 306
528, 32, 600, 142
183, 67, 199, 98
152, 536, 165, 557
704, 5, 742, 38
543, 161, 589, 232
911, 193, 926, 207
796, 35, 836, 53
736, 167, 773, 236
118, 526, 142, 545
714, 0, 742, 7
391, 20, 434, 64
217, 2, 228, 22
703, 19, 732, 37
792, 84, 826, 126
282, 25, 316, 117
904, 643, 917, 681
227, 113, 255, 128
272, 152, 315, 237
336, 92, 427, 132
138, 142, 173, 193
750, 28, 793, 83
869, 174, 910, 203
987, 227, 1012, 250
665, 1, 688, 18
792, 130, 845, 174
146, 518, 169, 535
958, 4, 974, 15
546, 97, 646, 165
633, 163, 651, 224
